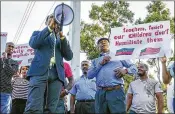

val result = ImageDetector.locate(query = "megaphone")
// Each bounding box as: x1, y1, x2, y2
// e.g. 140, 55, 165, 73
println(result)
54, 3, 74, 31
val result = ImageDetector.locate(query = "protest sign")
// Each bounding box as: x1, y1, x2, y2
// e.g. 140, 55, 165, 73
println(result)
1, 32, 8, 57
12, 43, 34, 66
109, 21, 171, 60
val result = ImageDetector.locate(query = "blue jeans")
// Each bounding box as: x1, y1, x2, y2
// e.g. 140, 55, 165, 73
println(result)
0, 93, 12, 114
24, 67, 62, 113
95, 87, 126, 113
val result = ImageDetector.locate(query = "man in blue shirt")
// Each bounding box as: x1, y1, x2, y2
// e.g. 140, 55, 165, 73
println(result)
87, 38, 137, 113
69, 60, 96, 114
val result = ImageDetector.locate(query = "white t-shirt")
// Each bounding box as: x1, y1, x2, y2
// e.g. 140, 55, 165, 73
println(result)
128, 78, 163, 113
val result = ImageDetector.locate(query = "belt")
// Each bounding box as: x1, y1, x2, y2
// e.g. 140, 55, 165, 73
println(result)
77, 99, 95, 102
98, 85, 121, 91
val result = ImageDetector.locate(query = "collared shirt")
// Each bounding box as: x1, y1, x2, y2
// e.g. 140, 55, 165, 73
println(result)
69, 75, 96, 100
87, 53, 138, 87
167, 61, 174, 78
127, 78, 163, 113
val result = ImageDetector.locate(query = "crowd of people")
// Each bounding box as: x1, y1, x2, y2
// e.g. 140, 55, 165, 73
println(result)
0, 13, 174, 114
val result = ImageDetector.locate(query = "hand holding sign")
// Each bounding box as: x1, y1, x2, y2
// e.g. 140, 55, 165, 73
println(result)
160, 56, 167, 63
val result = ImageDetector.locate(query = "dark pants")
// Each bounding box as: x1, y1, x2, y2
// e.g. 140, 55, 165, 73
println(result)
173, 98, 175, 113
11, 99, 27, 114
56, 98, 65, 114
75, 101, 95, 114
129, 110, 137, 114
24, 67, 62, 113
95, 87, 126, 113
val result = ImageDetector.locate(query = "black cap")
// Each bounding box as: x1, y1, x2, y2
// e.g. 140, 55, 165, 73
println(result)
97, 38, 109, 44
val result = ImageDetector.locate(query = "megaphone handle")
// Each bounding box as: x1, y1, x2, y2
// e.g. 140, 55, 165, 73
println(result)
59, 3, 64, 32
60, 25, 63, 32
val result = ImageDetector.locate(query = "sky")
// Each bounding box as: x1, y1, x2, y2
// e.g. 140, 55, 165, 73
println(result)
1, 1, 174, 78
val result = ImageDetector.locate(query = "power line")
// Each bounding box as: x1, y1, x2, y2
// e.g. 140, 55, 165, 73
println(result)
15, 1, 36, 44
38, 1, 56, 30
13, 1, 32, 43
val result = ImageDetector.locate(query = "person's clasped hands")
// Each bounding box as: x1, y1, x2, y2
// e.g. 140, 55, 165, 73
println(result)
100, 55, 127, 78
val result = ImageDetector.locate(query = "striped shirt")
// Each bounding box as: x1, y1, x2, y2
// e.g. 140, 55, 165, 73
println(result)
0, 58, 19, 93
11, 77, 29, 99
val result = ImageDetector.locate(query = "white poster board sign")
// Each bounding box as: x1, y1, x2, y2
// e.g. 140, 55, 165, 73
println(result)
1, 32, 8, 57
109, 21, 171, 60
12, 43, 34, 67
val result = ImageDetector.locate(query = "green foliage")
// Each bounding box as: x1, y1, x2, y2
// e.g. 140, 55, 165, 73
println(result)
80, 1, 134, 60
161, 83, 168, 112
89, 1, 134, 33
123, 74, 134, 93
80, 21, 104, 59
149, 74, 155, 79
134, 18, 144, 25
135, 0, 174, 34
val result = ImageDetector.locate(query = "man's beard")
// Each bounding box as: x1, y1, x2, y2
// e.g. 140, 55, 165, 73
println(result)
138, 72, 145, 77
83, 71, 87, 75
7, 53, 12, 58
82, 69, 88, 75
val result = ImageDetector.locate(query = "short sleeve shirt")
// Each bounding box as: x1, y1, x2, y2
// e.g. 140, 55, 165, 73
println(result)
64, 62, 73, 78
167, 61, 174, 78
127, 78, 163, 113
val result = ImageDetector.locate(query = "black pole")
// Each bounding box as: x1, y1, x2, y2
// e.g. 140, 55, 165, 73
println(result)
60, 3, 64, 31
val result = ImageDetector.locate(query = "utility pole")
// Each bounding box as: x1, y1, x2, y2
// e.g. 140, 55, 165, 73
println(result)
67, 0, 81, 111
69, 0, 81, 79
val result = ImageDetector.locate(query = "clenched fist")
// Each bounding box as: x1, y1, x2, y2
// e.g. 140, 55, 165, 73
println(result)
100, 56, 111, 65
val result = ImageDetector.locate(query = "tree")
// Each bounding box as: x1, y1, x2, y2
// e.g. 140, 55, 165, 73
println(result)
135, 1, 174, 33
80, 1, 134, 60
123, 74, 134, 93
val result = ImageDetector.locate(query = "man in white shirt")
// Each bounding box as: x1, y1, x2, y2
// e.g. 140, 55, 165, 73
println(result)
126, 63, 164, 113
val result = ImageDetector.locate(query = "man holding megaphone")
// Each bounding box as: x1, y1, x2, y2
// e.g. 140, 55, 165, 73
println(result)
24, 13, 73, 113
